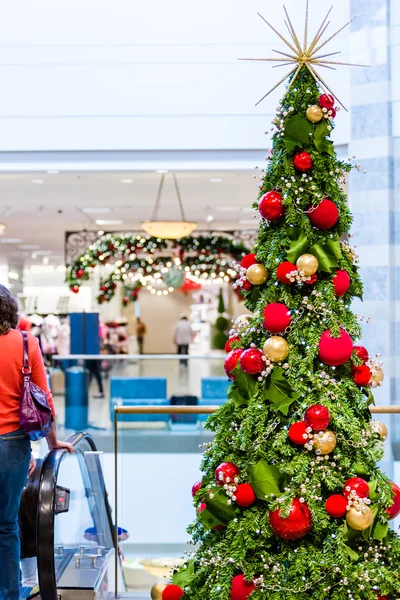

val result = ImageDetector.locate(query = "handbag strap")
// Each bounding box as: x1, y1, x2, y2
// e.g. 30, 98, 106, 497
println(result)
21, 331, 31, 374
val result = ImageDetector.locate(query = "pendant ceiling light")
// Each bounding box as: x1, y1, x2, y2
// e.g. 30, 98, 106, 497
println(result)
0, 223, 6, 235
141, 173, 197, 239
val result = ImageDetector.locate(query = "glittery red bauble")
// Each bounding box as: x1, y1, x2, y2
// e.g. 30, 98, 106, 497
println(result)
386, 482, 400, 520
215, 462, 240, 485
241, 253, 257, 269
239, 348, 265, 375
162, 585, 184, 600
225, 336, 242, 353
123, 297, 130, 305
377, 595, 388, 600
333, 270, 351, 297
352, 364, 372, 387
305, 404, 331, 430
71, 285, 80, 294
318, 329, 353, 366
343, 477, 370, 499
269, 498, 312, 540
288, 421, 308, 445
325, 494, 348, 518
192, 481, 201, 497
318, 93, 335, 110
329, 107, 337, 119
258, 191, 284, 221
197, 502, 207, 515
293, 151, 313, 172
235, 483, 256, 507
77, 269, 84, 278
230, 574, 255, 600
101, 285, 108, 292
308, 199, 339, 230
354, 345, 369, 363
304, 274, 318, 285
242, 279, 253, 291
277, 261, 297, 285
224, 348, 244, 380
263, 302, 291, 333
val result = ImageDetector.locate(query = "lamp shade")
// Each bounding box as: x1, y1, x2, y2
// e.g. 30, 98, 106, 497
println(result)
141, 220, 197, 239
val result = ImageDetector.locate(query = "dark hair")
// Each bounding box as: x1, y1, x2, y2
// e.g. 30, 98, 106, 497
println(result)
19, 458, 44, 559
0, 284, 18, 335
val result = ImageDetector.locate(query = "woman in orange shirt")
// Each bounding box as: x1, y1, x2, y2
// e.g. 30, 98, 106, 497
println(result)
0, 285, 73, 600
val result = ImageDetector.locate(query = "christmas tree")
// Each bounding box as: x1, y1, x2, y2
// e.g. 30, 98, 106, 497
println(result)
153, 6, 400, 600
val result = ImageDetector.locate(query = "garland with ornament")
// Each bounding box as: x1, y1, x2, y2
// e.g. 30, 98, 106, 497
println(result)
66, 234, 250, 305
158, 13, 400, 600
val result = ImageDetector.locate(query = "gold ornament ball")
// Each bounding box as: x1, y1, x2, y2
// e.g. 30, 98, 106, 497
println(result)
346, 506, 373, 531
296, 254, 319, 277
369, 367, 384, 387
371, 419, 388, 440
150, 581, 168, 600
246, 263, 268, 286
234, 314, 252, 332
306, 104, 324, 123
313, 430, 337, 455
263, 336, 289, 362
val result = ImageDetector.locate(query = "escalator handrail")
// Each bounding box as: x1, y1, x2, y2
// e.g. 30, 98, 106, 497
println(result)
37, 432, 115, 600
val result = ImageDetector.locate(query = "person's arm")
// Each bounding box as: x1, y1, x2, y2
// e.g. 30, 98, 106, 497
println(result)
29, 335, 74, 453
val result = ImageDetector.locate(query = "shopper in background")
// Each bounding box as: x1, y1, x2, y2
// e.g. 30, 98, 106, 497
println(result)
136, 317, 147, 354
173, 315, 193, 367
0, 284, 73, 600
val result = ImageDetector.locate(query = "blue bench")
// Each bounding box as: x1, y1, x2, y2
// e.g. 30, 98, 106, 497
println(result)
198, 377, 228, 423
110, 377, 169, 423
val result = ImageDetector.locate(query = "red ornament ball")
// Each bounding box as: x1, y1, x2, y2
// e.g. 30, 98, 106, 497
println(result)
192, 481, 201, 497
343, 477, 370, 500
263, 302, 291, 333
162, 585, 184, 600
242, 279, 253, 291
77, 268, 84, 278
329, 107, 337, 119
70, 285, 80, 294
308, 199, 339, 230
305, 404, 330, 431
288, 421, 308, 445
215, 462, 240, 486
101, 285, 108, 292
235, 483, 256, 507
239, 348, 265, 376
377, 595, 388, 600
259, 191, 284, 221
225, 336, 242, 353
224, 348, 244, 380
318, 93, 335, 110
333, 270, 351, 297
304, 273, 318, 285
354, 345, 369, 363
352, 364, 372, 387
197, 502, 207, 515
230, 574, 255, 600
386, 482, 400, 520
269, 498, 312, 540
325, 494, 348, 518
241, 253, 257, 269
293, 151, 313, 172
318, 329, 353, 366
277, 261, 297, 285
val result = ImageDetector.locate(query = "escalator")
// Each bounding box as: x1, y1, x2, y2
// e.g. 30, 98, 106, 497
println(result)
33, 432, 126, 600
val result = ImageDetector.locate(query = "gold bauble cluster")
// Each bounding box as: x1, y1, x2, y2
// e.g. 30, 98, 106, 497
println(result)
296, 253, 319, 277
313, 430, 337, 455
263, 336, 289, 362
247, 263, 268, 285
369, 367, 384, 387
234, 314, 252, 332
371, 419, 388, 440
306, 104, 324, 122
346, 506, 373, 531
151, 581, 168, 600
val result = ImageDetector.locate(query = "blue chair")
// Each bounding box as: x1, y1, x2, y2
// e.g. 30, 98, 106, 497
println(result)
198, 377, 228, 423
110, 377, 169, 424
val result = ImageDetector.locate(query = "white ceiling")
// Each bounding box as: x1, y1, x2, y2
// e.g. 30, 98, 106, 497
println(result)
0, 170, 259, 265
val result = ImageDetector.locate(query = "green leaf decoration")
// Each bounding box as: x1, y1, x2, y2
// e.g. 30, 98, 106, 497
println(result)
368, 481, 380, 503
363, 388, 375, 407
263, 367, 301, 415
344, 544, 359, 562
286, 228, 309, 263
314, 120, 335, 156
282, 114, 313, 151
362, 505, 380, 540
309, 240, 341, 272
197, 506, 226, 531
172, 560, 195, 588
354, 462, 369, 477
248, 460, 284, 499
341, 521, 361, 544
372, 520, 389, 541
227, 384, 250, 408
205, 487, 236, 523
231, 368, 259, 401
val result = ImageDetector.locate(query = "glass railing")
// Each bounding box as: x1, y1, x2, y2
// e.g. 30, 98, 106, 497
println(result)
37, 432, 125, 600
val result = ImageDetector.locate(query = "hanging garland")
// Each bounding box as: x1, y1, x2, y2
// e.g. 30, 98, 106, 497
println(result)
67, 233, 251, 305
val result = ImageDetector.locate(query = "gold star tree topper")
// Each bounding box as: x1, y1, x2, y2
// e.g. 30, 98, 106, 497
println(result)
240, 0, 368, 110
